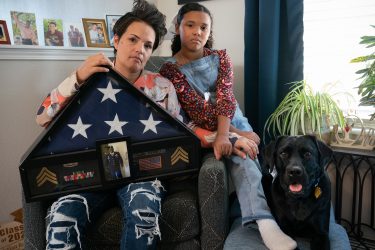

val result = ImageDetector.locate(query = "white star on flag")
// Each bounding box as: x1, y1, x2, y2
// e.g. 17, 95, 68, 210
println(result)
97, 81, 121, 103
68, 116, 92, 138
140, 113, 161, 134
105, 114, 128, 135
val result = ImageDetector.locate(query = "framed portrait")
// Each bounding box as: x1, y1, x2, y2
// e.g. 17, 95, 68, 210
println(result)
106, 15, 122, 46
65, 22, 86, 47
43, 19, 64, 46
10, 11, 39, 45
96, 137, 133, 182
0, 20, 11, 45
82, 18, 110, 48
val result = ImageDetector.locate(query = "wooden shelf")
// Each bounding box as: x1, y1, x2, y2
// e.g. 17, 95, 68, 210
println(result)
0, 45, 113, 61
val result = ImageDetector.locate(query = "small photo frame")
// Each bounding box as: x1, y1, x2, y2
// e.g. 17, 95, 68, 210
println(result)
106, 15, 121, 46
65, 22, 86, 47
43, 19, 64, 46
82, 18, 110, 48
10, 11, 39, 45
97, 137, 132, 182
0, 20, 11, 44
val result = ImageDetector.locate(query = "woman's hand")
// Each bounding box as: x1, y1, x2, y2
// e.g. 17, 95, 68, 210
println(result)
76, 53, 114, 84
232, 137, 259, 160
212, 134, 232, 160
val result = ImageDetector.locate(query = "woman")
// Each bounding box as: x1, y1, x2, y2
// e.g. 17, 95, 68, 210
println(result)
37, 1, 170, 249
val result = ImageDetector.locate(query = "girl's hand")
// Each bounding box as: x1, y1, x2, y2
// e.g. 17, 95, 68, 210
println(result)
232, 137, 259, 160
212, 134, 232, 160
76, 53, 114, 84
237, 131, 260, 145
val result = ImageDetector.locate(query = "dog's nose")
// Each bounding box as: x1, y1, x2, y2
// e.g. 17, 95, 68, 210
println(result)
287, 166, 302, 177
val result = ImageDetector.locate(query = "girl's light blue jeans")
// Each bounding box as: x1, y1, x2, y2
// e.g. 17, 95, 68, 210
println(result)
226, 155, 274, 226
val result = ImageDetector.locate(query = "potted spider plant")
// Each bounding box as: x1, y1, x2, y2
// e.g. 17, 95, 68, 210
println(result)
263, 80, 346, 144
351, 25, 375, 120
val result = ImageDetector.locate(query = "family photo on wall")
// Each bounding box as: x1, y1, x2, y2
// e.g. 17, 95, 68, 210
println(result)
0, 20, 11, 44
10, 11, 38, 45
43, 18, 64, 46
3, 10, 121, 48
82, 18, 110, 48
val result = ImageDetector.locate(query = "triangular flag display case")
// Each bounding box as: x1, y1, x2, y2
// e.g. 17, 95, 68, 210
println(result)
20, 68, 201, 202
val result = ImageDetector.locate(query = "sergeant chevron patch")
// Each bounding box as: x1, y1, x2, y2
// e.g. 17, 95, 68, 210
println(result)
36, 167, 57, 187
171, 147, 189, 165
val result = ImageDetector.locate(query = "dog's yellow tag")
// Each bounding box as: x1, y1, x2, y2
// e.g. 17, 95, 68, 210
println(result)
314, 186, 322, 199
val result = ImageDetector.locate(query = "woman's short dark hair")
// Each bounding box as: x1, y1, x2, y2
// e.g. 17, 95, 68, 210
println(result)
171, 2, 214, 55
112, 0, 167, 55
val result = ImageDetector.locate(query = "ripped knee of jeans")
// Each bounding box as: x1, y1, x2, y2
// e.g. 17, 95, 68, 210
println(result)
127, 180, 165, 246
132, 207, 162, 245
46, 194, 90, 249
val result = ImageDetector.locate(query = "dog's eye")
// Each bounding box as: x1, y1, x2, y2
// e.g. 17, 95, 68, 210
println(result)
280, 152, 288, 158
304, 152, 312, 159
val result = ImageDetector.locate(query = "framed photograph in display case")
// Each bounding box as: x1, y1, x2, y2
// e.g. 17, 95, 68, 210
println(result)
96, 137, 133, 182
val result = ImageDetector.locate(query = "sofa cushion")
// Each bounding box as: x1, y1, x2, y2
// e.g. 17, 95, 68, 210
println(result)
160, 190, 200, 243
85, 190, 200, 246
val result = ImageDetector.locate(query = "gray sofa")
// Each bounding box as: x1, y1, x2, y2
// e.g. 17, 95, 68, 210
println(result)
22, 56, 351, 250
23, 152, 229, 250
22, 151, 352, 250
22, 56, 231, 250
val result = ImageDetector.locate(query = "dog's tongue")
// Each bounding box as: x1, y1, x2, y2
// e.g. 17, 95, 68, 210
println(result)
289, 184, 302, 192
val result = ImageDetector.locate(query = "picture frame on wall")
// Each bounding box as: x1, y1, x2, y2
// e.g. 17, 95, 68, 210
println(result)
10, 11, 39, 45
106, 15, 122, 46
96, 137, 133, 182
65, 22, 86, 47
82, 18, 110, 48
43, 18, 64, 46
0, 20, 11, 45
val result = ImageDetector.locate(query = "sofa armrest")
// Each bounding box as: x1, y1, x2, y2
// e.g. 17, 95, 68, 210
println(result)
198, 153, 229, 250
22, 192, 49, 250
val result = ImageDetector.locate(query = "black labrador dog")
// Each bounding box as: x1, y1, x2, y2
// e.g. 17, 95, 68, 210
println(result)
262, 135, 332, 250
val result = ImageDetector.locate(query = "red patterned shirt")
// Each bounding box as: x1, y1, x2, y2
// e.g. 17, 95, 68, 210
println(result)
160, 48, 236, 131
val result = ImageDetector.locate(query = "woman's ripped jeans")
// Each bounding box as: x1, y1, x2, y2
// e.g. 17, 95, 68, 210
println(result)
45, 179, 166, 250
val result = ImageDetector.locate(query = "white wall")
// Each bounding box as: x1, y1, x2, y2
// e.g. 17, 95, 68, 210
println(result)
0, 0, 245, 222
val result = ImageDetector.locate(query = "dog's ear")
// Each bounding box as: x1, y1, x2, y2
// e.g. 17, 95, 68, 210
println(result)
307, 135, 333, 167
264, 136, 286, 173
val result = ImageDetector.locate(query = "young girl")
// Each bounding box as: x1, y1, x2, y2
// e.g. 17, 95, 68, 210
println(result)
159, 3, 297, 250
